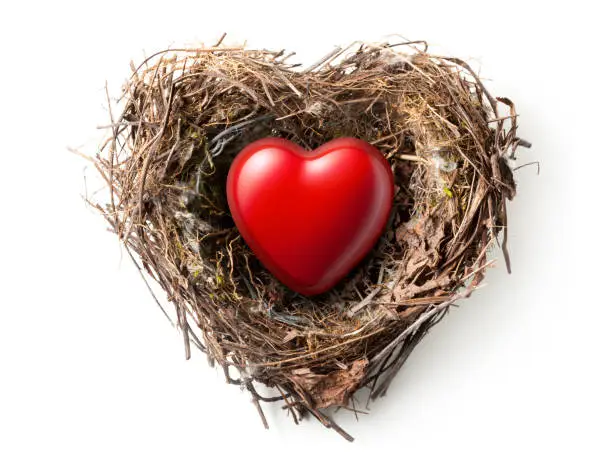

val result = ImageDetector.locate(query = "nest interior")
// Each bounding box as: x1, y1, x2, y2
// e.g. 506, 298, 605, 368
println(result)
92, 40, 528, 440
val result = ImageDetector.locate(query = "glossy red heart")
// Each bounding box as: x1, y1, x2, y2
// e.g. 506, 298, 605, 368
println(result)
226, 137, 394, 296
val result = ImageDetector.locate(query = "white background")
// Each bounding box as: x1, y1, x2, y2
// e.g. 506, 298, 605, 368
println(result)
1, 1, 610, 451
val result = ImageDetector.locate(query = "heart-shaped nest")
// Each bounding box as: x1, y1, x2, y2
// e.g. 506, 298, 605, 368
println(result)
91, 39, 529, 440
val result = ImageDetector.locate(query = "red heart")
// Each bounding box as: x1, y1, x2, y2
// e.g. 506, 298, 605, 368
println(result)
226, 137, 394, 296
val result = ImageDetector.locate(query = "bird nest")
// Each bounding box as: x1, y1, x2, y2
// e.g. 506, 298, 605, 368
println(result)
91, 39, 529, 441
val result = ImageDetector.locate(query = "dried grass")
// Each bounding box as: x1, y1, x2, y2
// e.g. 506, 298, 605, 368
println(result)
89, 38, 529, 440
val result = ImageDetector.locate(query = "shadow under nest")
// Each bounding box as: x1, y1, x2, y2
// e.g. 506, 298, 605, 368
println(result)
92, 40, 529, 441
